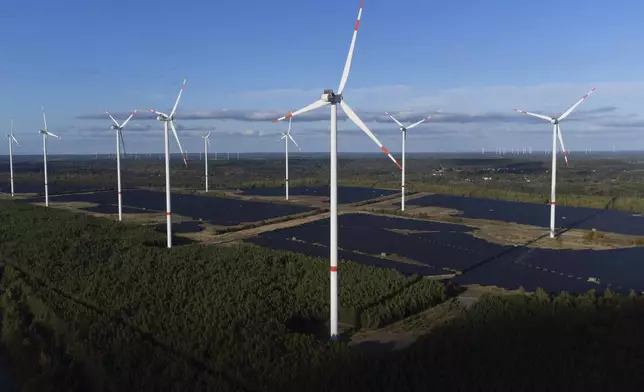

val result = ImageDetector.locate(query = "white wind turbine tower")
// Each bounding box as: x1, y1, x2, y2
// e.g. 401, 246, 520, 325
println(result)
273, 0, 401, 339
39, 106, 61, 207
150, 78, 188, 249
279, 116, 301, 200
384, 112, 432, 211
6, 120, 19, 197
514, 87, 595, 238
105, 109, 137, 221
202, 131, 211, 192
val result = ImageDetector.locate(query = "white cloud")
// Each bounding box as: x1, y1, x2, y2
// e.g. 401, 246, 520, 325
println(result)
39, 81, 644, 154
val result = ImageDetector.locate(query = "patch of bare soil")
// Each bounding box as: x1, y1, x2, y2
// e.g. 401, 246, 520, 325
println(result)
469, 220, 642, 250
386, 228, 439, 235
349, 191, 402, 207
349, 299, 465, 351
206, 211, 332, 245
385, 253, 436, 267
199, 189, 333, 209
364, 191, 427, 207
361, 204, 642, 251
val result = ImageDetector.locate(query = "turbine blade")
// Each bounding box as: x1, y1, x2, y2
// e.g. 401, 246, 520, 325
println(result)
556, 124, 569, 167
287, 115, 292, 134
384, 111, 404, 128
9, 120, 19, 146
513, 109, 553, 122
170, 120, 187, 167
120, 110, 137, 129
105, 111, 120, 127
288, 133, 301, 150
150, 109, 166, 117
280, 133, 287, 140
406, 115, 433, 130
341, 100, 401, 169
273, 100, 329, 122
557, 87, 596, 121
169, 78, 187, 118
206, 131, 211, 138
337, 0, 365, 95
41, 106, 48, 130
46, 131, 60, 139
119, 129, 127, 156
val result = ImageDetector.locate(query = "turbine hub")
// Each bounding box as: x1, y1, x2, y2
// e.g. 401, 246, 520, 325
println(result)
551, 118, 558, 124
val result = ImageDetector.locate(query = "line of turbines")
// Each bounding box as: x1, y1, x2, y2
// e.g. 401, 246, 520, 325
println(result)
4, 0, 601, 340
93, 151, 240, 161
487, 147, 603, 155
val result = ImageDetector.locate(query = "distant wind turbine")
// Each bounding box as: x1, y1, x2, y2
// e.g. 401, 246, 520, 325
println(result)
384, 111, 432, 211
6, 120, 19, 197
278, 116, 301, 200
514, 87, 595, 238
203, 132, 211, 192
150, 78, 188, 249
105, 109, 137, 221
39, 106, 61, 207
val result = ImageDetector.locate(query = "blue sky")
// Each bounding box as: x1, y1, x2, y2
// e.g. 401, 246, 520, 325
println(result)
1, 0, 643, 155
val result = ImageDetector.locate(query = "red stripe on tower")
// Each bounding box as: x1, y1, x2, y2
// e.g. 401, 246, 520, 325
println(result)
330, 266, 338, 272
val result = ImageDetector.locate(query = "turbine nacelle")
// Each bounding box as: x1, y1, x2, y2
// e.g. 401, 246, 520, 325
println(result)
322, 89, 342, 104
111, 125, 120, 130
550, 118, 558, 125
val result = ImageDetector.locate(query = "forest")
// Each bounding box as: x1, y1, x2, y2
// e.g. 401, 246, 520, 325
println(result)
1, 200, 644, 391
0, 200, 445, 391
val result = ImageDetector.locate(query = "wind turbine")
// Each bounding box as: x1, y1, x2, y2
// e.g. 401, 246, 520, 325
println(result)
384, 112, 432, 211
105, 109, 137, 221
279, 116, 301, 200
514, 87, 595, 238
150, 78, 188, 249
272, 0, 400, 339
6, 120, 19, 197
202, 131, 211, 192
39, 106, 60, 207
